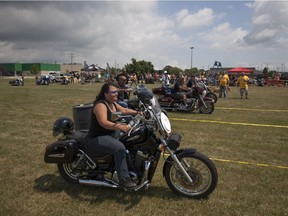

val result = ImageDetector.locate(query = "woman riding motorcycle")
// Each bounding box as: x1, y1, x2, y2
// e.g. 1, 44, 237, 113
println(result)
86, 83, 140, 189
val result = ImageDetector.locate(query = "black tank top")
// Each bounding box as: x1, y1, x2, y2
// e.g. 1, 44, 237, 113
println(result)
87, 100, 117, 138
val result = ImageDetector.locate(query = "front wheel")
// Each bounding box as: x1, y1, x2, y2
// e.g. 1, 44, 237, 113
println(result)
206, 93, 217, 103
164, 151, 218, 198
199, 101, 214, 114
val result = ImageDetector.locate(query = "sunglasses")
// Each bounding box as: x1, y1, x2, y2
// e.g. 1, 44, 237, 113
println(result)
108, 90, 118, 94
121, 79, 126, 81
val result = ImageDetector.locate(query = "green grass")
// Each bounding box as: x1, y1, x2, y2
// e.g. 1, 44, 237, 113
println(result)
0, 78, 288, 216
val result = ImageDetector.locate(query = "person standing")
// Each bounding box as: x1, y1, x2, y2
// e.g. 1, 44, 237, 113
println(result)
21, 73, 25, 86
236, 72, 250, 99
87, 83, 139, 189
218, 71, 229, 98
130, 72, 138, 87
161, 71, 170, 87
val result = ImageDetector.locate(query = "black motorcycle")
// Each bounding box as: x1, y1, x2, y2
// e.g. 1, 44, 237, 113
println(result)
44, 85, 218, 198
9, 78, 24, 86
36, 75, 50, 85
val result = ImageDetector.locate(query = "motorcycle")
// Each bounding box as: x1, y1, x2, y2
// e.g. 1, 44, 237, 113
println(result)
44, 85, 218, 198
36, 75, 50, 85
152, 82, 215, 114
61, 76, 69, 85
196, 81, 218, 103
257, 78, 265, 87
9, 78, 24, 86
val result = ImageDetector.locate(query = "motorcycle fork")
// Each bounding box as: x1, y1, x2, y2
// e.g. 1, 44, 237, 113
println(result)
165, 147, 193, 184
198, 96, 207, 108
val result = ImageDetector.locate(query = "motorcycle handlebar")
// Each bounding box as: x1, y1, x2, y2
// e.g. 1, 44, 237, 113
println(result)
127, 114, 143, 136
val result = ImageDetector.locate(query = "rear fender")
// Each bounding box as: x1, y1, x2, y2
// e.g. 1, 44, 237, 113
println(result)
162, 148, 197, 176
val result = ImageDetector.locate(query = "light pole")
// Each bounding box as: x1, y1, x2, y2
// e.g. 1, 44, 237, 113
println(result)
190, 47, 194, 72
55, 60, 57, 72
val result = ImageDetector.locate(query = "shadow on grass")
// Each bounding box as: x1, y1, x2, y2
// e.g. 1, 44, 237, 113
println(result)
221, 97, 244, 100
34, 173, 190, 210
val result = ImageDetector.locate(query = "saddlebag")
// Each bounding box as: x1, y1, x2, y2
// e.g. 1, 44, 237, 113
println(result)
44, 139, 78, 163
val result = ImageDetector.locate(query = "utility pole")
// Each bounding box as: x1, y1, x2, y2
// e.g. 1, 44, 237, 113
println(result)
69, 53, 74, 72
190, 47, 194, 73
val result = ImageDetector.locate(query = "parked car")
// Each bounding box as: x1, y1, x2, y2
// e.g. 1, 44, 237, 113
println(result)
49, 72, 62, 82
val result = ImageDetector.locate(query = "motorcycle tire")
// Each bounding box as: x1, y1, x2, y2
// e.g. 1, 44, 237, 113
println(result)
206, 93, 217, 103
164, 151, 218, 198
57, 163, 79, 184
199, 101, 214, 114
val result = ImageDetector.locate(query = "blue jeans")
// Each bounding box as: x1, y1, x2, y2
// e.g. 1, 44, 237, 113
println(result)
219, 85, 227, 98
87, 135, 129, 180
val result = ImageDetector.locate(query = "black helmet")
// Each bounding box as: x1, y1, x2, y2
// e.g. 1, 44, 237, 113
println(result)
52, 117, 74, 136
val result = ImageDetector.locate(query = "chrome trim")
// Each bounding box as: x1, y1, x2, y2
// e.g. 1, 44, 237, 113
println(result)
48, 153, 65, 158
78, 179, 118, 188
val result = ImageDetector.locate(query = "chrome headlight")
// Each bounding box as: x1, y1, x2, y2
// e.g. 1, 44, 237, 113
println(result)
160, 112, 171, 134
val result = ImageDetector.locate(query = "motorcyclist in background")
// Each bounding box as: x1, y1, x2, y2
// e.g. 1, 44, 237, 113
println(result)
187, 75, 196, 88
173, 75, 190, 108
115, 74, 132, 108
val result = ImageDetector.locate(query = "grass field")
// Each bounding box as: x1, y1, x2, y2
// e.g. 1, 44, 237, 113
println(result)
0, 78, 287, 216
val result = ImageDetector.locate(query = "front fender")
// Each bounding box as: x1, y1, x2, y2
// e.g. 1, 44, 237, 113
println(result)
162, 148, 197, 177
203, 97, 215, 102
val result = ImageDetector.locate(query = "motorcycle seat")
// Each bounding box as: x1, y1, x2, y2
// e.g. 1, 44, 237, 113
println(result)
66, 130, 88, 145
66, 130, 112, 159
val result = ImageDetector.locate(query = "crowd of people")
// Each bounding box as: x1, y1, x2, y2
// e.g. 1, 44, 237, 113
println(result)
30, 66, 256, 100
101, 68, 253, 104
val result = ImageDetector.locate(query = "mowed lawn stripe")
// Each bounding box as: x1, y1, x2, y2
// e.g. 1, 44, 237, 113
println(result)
216, 107, 288, 112
170, 118, 288, 129
210, 158, 288, 169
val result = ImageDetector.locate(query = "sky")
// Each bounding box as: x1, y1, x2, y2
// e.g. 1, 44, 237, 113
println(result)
0, 0, 287, 71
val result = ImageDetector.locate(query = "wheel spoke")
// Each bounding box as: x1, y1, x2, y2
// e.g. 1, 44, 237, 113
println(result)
170, 157, 212, 195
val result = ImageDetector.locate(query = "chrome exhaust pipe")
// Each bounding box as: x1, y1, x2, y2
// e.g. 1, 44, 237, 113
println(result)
78, 179, 118, 188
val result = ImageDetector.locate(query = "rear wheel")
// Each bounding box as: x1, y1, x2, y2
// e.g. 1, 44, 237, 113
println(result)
57, 163, 79, 184
199, 101, 214, 114
164, 151, 218, 198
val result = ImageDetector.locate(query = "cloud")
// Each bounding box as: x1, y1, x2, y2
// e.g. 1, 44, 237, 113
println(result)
0, 1, 287, 70
0, 2, 161, 64
200, 22, 248, 50
174, 7, 215, 29
0, 1, 189, 68
244, 1, 288, 47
